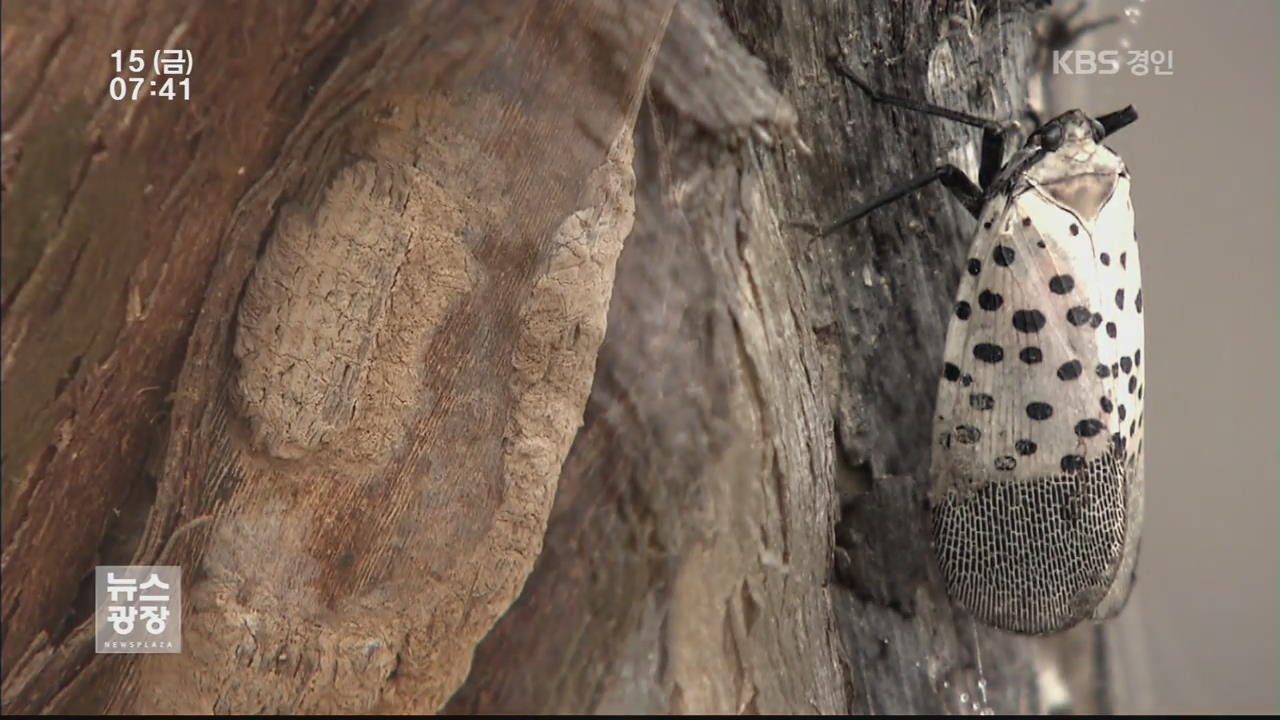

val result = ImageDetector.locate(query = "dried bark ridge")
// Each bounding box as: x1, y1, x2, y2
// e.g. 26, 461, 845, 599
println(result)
121, 100, 640, 714
157, 126, 635, 715
452, 0, 842, 713
172, 110, 632, 712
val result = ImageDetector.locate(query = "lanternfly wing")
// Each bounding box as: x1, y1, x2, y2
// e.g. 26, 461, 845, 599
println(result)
929, 132, 1144, 634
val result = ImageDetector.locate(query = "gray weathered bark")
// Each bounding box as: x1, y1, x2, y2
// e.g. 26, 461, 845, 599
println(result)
2, 0, 1133, 714
450, 0, 1127, 714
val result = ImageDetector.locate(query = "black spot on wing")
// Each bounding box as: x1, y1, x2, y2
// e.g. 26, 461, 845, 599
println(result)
1012, 309, 1046, 333
1060, 454, 1085, 472
969, 392, 995, 410
973, 343, 1004, 363
1056, 360, 1082, 381
944, 362, 961, 382
1026, 402, 1054, 420
1075, 418, 1105, 438
978, 290, 1004, 311
993, 245, 1016, 267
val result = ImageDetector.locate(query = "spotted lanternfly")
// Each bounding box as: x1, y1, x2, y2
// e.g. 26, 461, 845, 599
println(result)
825, 61, 1143, 635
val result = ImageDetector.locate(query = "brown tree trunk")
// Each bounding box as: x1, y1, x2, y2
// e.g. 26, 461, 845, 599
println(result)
2, 0, 1136, 714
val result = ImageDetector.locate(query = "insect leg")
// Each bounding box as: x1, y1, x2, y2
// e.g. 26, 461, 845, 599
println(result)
822, 164, 981, 237
976, 125, 1004, 190
830, 59, 1010, 188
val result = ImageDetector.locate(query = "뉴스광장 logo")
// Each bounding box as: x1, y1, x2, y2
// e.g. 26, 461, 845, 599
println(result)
95, 565, 182, 653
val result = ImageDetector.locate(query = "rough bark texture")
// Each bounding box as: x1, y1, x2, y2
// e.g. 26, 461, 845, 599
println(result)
3, 0, 669, 713
450, 0, 1129, 714
2, 0, 1135, 715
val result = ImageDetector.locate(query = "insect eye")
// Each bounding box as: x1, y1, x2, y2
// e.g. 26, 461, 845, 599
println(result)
1090, 119, 1106, 141
1039, 125, 1064, 150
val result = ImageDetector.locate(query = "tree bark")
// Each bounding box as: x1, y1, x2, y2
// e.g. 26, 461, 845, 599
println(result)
2, 0, 1135, 714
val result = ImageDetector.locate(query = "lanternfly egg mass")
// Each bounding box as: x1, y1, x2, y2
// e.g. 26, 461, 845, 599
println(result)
824, 61, 1144, 635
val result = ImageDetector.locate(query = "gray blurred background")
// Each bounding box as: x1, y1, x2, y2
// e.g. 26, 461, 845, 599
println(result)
1050, 0, 1277, 712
